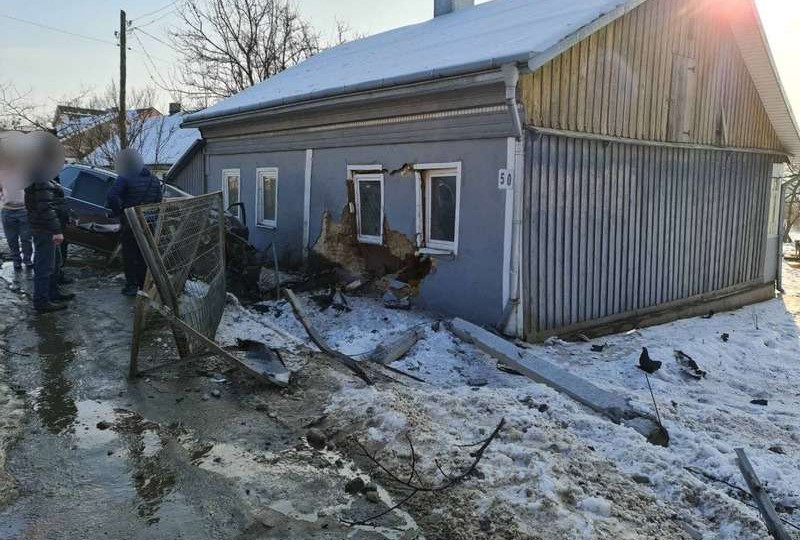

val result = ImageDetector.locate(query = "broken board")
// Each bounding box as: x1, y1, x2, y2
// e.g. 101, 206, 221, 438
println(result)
449, 318, 667, 445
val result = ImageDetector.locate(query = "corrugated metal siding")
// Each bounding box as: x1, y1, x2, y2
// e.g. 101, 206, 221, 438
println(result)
524, 133, 774, 336
172, 149, 205, 195
520, 0, 786, 152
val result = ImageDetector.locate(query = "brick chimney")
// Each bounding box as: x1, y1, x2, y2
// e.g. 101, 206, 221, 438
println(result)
168, 102, 182, 115
434, 0, 474, 17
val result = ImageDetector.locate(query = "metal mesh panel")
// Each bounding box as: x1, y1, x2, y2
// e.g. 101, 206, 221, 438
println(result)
128, 192, 226, 364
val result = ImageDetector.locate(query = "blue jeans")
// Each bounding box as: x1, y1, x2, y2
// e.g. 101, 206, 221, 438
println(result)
1, 207, 33, 266
32, 231, 62, 307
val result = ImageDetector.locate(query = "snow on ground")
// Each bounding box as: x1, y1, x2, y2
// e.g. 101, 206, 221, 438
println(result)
216, 257, 800, 539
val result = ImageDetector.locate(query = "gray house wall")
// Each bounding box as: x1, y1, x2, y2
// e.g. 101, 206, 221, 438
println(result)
170, 146, 205, 195
310, 139, 508, 324
200, 108, 515, 325
207, 150, 308, 267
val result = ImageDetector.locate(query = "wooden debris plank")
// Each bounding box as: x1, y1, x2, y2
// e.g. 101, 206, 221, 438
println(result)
143, 296, 289, 388
735, 448, 792, 540
365, 327, 424, 366
449, 318, 665, 443
283, 289, 373, 385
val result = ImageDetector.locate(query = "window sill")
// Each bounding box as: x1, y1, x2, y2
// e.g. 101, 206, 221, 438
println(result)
417, 247, 456, 257
357, 236, 383, 246
256, 223, 278, 231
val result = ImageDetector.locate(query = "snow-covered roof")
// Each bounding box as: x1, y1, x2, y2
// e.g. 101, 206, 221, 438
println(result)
87, 113, 201, 167
186, 0, 633, 123
184, 0, 800, 156
56, 111, 114, 140
136, 113, 201, 166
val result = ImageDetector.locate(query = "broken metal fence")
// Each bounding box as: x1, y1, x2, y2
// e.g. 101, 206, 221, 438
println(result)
127, 192, 227, 376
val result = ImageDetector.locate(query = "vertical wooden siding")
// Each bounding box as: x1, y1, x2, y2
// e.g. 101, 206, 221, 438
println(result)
520, 0, 784, 152
524, 133, 774, 335
171, 149, 206, 196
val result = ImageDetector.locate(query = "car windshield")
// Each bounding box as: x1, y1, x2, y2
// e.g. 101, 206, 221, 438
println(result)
59, 167, 80, 190
71, 172, 112, 208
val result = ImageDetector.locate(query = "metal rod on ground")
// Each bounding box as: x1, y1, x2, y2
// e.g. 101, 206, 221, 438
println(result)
684, 467, 800, 532
735, 448, 792, 540
644, 373, 663, 427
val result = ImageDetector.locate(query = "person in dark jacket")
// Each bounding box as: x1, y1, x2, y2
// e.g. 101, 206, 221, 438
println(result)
107, 149, 163, 296
22, 133, 75, 313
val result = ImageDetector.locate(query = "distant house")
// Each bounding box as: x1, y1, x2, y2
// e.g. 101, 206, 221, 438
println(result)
88, 108, 201, 179
182, 0, 800, 339
55, 105, 162, 163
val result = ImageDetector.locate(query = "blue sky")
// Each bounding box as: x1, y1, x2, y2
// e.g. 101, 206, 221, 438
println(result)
1, 0, 798, 122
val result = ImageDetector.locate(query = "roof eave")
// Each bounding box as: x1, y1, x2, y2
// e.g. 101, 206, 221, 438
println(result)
729, 0, 800, 157
182, 55, 530, 128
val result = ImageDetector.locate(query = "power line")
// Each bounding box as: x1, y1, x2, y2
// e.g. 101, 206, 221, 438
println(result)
0, 11, 167, 62
0, 13, 118, 46
132, 1, 178, 22
132, 30, 208, 99
134, 27, 175, 50
133, 30, 176, 93
130, 9, 177, 31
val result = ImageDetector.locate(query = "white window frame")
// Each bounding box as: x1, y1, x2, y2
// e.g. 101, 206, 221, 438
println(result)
221, 168, 241, 217
414, 162, 462, 255
767, 174, 782, 237
255, 167, 279, 229
347, 165, 384, 245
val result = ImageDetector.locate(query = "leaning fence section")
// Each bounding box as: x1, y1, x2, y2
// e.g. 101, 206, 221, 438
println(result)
127, 192, 227, 374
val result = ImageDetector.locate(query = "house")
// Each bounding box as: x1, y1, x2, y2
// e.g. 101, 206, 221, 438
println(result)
56, 105, 162, 163
182, 0, 800, 339
88, 107, 201, 179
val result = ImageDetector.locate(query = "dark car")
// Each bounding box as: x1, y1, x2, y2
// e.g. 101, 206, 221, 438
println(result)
59, 164, 249, 256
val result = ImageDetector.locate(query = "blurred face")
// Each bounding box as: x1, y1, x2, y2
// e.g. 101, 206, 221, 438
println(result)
115, 149, 144, 178
18, 131, 65, 184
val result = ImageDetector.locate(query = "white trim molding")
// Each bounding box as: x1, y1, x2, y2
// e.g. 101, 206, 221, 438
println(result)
255, 167, 279, 229
414, 162, 462, 255
347, 164, 384, 179
303, 149, 313, 263
221, 168, 241, 217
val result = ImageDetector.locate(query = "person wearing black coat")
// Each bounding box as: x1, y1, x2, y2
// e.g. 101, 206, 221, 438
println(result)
25, 176, 75, 312
107, 149, 163, 296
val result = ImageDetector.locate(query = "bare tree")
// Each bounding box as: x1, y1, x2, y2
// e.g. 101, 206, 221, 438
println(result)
0, 82, 51, 131
80, 83, 159, 166
1, 80, 162, 165
170, 0, 321, 101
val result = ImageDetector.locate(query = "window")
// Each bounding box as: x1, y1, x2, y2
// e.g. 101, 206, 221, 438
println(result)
415, 163, 461, 254
256, 167, 279, 228
668, 54, 698, 143
354, 173, 384, 244
222, 169, 240, 217
767, 176, 782, 237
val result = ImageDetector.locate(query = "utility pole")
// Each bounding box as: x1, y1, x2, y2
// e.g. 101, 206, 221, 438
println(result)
119, 9, 128, 149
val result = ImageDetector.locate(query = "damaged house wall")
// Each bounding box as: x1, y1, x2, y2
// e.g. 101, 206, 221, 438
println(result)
203, 113, 512, 325
309, 140, 509, 325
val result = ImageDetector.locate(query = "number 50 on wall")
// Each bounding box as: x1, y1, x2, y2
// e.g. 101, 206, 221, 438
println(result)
498, 169, 514, 190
